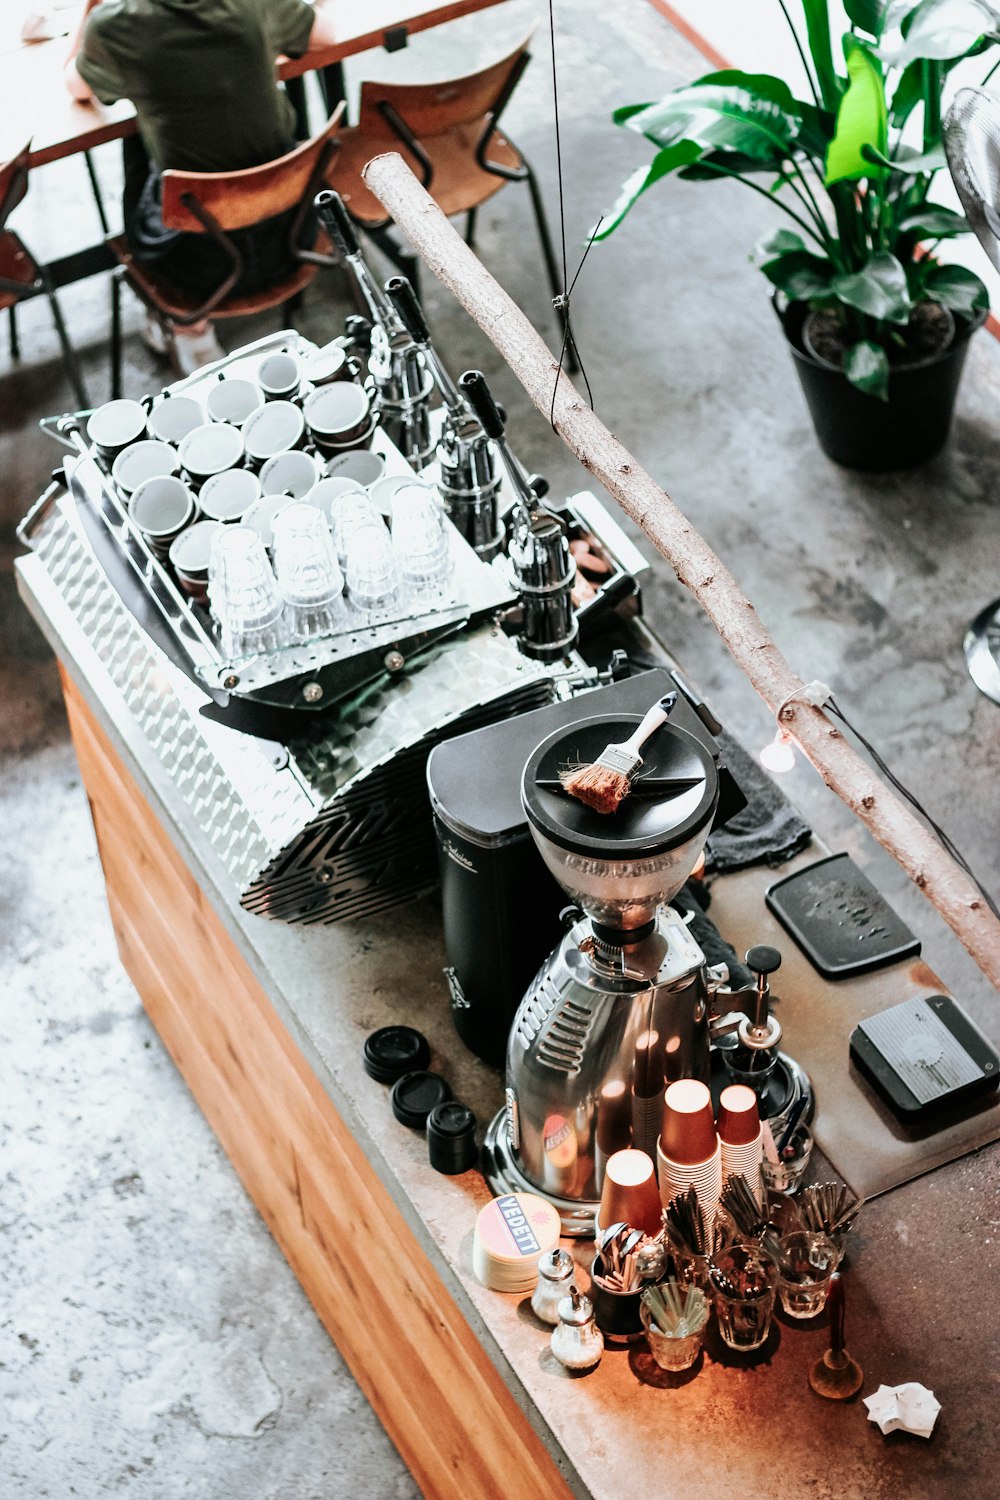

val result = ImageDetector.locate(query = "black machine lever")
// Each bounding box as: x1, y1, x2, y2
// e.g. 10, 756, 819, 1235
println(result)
386, 275, 431, 345
314, 189, 360, 260
458, 369, 506, 440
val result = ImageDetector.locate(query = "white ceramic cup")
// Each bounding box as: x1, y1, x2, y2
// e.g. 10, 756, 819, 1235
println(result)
179, 422, 245, 489
259, 351, 302, 401
199, 467, 262, 523
260, 450, 319, 500
241, 400, 305, 468
206, 376, 265, 425
111, 439, 179, 495
129, 474, 196, 556
146, 394, 204, 445
325, 448, 386, 488
87, 398, 148, 460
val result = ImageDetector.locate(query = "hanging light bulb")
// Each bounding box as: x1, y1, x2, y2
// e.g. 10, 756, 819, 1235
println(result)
760, 727, 796, 774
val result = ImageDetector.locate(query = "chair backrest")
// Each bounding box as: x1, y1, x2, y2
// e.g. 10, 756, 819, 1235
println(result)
160, 104, 344, 234
0, 143, 31, 233
357, 35, 533, 139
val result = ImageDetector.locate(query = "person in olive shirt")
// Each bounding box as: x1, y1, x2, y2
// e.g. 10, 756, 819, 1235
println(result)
65, 0, 341, 371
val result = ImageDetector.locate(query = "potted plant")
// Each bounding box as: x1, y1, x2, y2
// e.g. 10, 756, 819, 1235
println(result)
595, 0, 997, 469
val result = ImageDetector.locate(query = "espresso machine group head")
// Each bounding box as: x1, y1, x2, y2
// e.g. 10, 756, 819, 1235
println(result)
484, 709, 729, 1231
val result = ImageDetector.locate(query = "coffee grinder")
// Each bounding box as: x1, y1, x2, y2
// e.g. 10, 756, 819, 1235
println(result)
483, 709, 809, 1232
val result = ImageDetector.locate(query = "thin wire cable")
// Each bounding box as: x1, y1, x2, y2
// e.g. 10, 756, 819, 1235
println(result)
546, 0, 597, 425
821, 696, 1000, 921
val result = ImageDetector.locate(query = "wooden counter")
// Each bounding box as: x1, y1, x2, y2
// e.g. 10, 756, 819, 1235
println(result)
16, 535, 1000, 1500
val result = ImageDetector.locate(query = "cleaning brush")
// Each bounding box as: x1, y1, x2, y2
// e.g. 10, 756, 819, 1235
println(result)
560, 693, 678, 814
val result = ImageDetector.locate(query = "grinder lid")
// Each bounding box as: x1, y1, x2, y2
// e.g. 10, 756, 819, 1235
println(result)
522, 714, 719, 856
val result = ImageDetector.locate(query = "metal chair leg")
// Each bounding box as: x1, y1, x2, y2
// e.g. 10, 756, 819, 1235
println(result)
83, 150, 111, 235
465, 208, 478, 248
38, 266, 89, 409
8, 303, 19, 359
522, 162, 580, 376
110, 266, 123, 400
362, 225, 421, 298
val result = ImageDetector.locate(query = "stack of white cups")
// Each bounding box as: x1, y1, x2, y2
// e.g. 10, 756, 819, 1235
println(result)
718, 1083, 765, 1205
656, 1079, 722, 1229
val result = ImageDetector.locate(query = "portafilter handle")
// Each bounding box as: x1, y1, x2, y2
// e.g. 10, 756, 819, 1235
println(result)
386, 275, 465, 415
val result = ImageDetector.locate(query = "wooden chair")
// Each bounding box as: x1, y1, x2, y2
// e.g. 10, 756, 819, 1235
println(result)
326, 38, 579, 371
1, 143, 89, 409
108, 105, 345, 395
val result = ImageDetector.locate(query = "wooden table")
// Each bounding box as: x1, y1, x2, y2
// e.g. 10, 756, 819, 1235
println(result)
2, 0, 511, 167
16, 476, 1000, 1500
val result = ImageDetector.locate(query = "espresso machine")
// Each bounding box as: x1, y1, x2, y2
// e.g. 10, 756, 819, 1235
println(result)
483, 708, 810, 1232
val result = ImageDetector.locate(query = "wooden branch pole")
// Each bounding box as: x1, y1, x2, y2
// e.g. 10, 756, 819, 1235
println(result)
363, 151, 1000, 992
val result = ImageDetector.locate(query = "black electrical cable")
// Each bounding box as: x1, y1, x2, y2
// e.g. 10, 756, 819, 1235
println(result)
825, 695, 1000, 922
545, 0, 597, 425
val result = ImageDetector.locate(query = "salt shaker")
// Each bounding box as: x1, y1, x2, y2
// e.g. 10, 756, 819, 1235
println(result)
531, 1248, 575, 1325
550, 1286, 604, 1371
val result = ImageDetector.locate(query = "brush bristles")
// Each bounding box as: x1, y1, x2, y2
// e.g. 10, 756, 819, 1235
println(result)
560, 762, 632, 814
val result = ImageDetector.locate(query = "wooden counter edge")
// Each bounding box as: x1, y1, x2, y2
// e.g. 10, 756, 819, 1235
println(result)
58, 663, 578, 1500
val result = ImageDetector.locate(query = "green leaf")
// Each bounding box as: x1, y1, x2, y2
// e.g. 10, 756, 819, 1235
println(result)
923, 262, 990, 313
860, 142, 947, 172
844, 338, 891, 399
802, 0, 843, 110
611, 102, 654, 126
897, 204, 969, 237
825, 38, 889, 184
622, 76, 801, 165
888, 59, 925, 125
592, 141, 705, 239
756, 228, 809, 257
880, 0, 1000, 67
833, 251, 912, 322
760, 249, 836, 298
845, 0, 891, 36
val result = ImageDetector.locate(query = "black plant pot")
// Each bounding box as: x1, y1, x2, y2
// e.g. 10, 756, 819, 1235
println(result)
776, 296, 986, 471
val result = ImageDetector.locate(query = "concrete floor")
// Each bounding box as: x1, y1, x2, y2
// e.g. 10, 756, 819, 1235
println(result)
4, 0, 1000, 1494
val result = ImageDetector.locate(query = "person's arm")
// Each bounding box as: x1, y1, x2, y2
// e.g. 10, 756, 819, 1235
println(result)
64, 0, 104, 100
306, 1, 340, 52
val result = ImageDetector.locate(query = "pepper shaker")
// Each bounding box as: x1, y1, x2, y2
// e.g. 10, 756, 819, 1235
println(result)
531, 1248, 575, 1325
550, 1286, 604, 1371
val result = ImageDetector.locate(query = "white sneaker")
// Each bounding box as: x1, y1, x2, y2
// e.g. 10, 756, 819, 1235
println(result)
143, 312, 169, 358
169, 324, 225, 377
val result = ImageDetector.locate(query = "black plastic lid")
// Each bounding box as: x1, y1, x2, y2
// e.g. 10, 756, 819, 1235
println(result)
391, 1070, 452, 1129
522, 714, 719, 857
364, 1026, 431, 1084
426, 1101, 479, 1175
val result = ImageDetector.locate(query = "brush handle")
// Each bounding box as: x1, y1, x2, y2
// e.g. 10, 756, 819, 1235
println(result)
619, 693, 677, 756
829, 1273, 845, 1354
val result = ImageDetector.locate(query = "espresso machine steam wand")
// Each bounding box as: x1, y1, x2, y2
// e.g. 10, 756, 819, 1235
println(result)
385, 276, 504, 558
314, 191, 436, 468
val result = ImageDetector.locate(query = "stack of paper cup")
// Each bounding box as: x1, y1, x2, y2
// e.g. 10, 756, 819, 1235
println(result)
595, 1148, 662, 1239
717, 1084, 765, 1203
656, 1079, 722, 1226
594, 1078, 633, 1186
631, 1030, 665, 1161
472, 1192, 562, 1294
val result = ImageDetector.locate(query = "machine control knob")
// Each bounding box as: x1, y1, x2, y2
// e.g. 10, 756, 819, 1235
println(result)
746, 945, 782, 976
